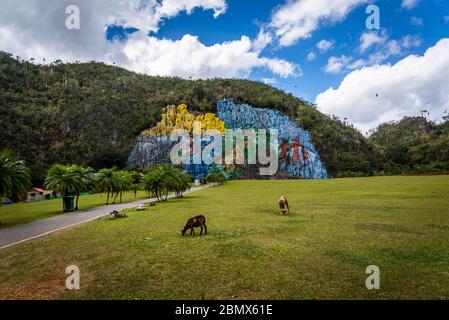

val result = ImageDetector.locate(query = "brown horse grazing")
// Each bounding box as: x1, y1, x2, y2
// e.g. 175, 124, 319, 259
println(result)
182, 215, 207, 236
279, 196, 289, 215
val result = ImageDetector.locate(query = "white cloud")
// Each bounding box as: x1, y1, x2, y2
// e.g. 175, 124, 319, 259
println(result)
0, 0, 298, 80
155, 0, 227, 21
261, 78, 277, 85
401, 35, 422, 49
323, 33, 420, 75
105, 0, 227, 34
316, 39, 334, 53
347, 59, 366, 70
368, 39, 401, 64
122, 33, 297, 79
359, 31, 388, 52
252, 29, 273, 52
268, 0, 367, 47
316, 39, 449, 133
323, 55, 352, 74
410, 16, 423, 26
0, 0, 226, 61
306, 52, 317, 61
401, 0, 419, 10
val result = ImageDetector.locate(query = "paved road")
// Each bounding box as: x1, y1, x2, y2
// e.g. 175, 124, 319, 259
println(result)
0, 186, 209, 250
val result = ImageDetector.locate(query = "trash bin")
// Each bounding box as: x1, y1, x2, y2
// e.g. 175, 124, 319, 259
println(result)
63, 196, 75, 212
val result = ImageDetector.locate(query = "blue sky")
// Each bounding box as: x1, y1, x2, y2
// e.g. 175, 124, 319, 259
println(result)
142, 0, 449, 102
1, 0, 449, 132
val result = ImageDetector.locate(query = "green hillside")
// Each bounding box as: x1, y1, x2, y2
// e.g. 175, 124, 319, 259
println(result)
1, 51, 448, 182
0, 51, 380, 182
368, 117, 449, 174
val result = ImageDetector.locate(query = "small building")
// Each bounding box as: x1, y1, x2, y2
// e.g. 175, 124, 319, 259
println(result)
27, 188, 57, 202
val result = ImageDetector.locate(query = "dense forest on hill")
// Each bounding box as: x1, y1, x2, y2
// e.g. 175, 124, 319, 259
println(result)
368, 117, 449, 174
0, 51, 448, 183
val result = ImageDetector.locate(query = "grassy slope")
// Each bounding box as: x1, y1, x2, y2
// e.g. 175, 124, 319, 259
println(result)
0, 191, 150, 229
0, 176, 448, 299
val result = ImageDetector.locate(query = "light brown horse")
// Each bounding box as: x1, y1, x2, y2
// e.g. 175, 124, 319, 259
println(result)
279, 196, 289, 215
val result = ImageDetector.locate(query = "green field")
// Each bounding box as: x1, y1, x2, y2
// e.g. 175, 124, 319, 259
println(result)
0, 176, 448, 299
0, 191, 150, 229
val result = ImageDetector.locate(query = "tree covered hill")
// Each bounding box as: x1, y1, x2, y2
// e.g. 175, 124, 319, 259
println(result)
368, 116, 449, 174
2, 51, 445, 183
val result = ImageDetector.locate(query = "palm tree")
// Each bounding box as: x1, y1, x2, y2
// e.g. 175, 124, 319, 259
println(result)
70, 165, 94, 210
167, 168, 191, 198
207, 171, 226, 186
112, 171, 133, 204
176, 170, 192, 197
0, 150, 31, 207
160, 164, 178, 200
140, 166, 165, 201
95, 168, 120, 205
128, 170, 143, 198
44, 164, 80, 212
141, 165, 192, 200
207, 165, 227, 186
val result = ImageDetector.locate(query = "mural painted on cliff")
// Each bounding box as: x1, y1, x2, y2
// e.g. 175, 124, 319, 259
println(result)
127, 100, 329, 179
128, 104, 225, 179
217, 99, 328, 179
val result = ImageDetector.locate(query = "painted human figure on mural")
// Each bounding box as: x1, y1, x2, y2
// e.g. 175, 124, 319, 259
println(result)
291, 137, 303, 176
279, 138, 290, 171
303, 146, 310, 166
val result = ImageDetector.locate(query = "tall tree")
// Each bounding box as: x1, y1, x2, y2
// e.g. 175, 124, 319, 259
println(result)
140, 165, 192, 201
95, 168, 120, 205
44, 164, 80, 212
140, 166, 165, 201
112, 171, 133, 204
70, 165, 95, 210
0, 149, 31, 206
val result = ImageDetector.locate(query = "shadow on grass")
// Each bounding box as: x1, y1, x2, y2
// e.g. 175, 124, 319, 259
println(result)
378, 248, 449, 266
212, 241, 265, 258
258, 208, 303, 218
426, 224, 449, 231
326, 249, 372, 267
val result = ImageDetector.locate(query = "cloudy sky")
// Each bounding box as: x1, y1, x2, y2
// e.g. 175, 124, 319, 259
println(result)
1, 0, 448, 133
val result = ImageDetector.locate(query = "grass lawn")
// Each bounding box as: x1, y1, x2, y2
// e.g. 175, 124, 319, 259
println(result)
0, 176, 448, 299
0, 191, 151, 229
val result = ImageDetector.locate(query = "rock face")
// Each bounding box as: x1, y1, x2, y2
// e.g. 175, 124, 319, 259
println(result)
127, 100, 329, 179
217, 99, 328, 179
127, 136, 175, 169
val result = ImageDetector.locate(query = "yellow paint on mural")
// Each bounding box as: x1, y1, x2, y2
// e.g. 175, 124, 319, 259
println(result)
142, 104, 225, 136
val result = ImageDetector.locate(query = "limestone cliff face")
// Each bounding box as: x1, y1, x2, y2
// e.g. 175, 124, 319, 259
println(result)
127, 100, 329, 179
141, 104, 225, 136
217, 99, 328, 179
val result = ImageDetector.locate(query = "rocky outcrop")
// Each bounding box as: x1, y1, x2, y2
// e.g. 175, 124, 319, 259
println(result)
217, 99, 328, 179
127, 100, 329, 179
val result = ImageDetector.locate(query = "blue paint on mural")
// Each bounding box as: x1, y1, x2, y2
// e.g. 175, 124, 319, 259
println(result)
217, 99, 328, 179
127, 136, 212, 179
127, 100, 329, 179
127, 135, 174, 169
